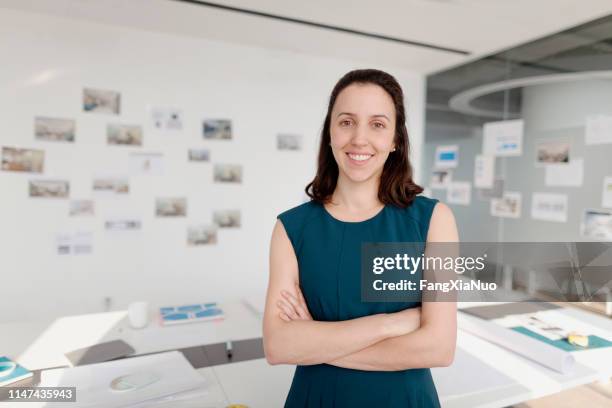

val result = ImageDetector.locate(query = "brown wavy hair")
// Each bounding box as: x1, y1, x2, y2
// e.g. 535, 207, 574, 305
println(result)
305, 69, 423, 207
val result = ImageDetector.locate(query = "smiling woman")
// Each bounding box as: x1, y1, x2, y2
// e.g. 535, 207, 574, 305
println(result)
263, 69, 458, 408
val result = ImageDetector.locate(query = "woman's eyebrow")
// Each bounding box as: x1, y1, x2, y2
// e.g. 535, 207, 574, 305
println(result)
336, 112, 390, 121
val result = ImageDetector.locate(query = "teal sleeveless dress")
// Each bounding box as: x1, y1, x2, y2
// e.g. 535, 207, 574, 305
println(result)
277, 196, 441, 408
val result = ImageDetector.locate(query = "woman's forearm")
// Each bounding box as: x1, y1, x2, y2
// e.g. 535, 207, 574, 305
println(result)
328, 322, 456, 371
264, 311, 413, 366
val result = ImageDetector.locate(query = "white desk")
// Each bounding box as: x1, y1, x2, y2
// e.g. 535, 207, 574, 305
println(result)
1, 299, 611, 408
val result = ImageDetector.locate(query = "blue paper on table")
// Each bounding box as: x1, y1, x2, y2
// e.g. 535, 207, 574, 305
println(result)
159, 302, 224, 326
0, 356, 33, 386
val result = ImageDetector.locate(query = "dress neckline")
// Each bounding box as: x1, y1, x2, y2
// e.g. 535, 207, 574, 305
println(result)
321, 202, 387, 224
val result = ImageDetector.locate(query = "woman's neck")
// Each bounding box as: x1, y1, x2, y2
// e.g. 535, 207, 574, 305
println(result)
330, 173, 382, 213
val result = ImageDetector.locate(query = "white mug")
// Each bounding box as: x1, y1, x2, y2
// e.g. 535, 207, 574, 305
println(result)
127, 301, 149, 329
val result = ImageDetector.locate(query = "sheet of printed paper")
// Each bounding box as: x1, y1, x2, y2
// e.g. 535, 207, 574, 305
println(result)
545, 158, 584, 187
531, 192, 568, 223
585, 114, 612, 145
474, 155, 495, 188
483, 119, 523, 157
447, 181, 472, 205
434, 145, 458, 169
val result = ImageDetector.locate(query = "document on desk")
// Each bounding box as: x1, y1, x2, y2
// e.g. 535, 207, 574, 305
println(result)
432, 347, 519, 399
38, 351, 207, 407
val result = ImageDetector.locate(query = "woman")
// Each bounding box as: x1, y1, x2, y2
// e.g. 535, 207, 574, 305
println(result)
263, 69, 458, 407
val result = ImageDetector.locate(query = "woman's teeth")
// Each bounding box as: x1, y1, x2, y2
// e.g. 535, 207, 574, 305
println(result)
347, 153, 372, 161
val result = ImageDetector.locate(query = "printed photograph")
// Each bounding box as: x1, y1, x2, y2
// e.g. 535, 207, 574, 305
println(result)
430, 169, 452, 189
35, 117, 75, 142
213, 210, 241, 228
105, 219, 142, 231
129, 153, 163, 176
156, 197, 187, 217
29, 180, 70, 198
93, 178, 129, 195
277, 134, 302, 151
83, 88, 120, 114
535, 139, 570, 165
203, 119, 232, 140
213, 164, 242, 183
187, 225, 217, 245
150, 107, 183, 131
188, 149, 210, 162
581, 209, 612, 240
69, 200, 95, 216
2, 147, 44, 173
108, 124, 143, 146
490, 192, 522, 218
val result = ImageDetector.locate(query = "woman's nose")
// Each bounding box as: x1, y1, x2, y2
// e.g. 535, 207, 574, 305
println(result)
350, 124, 369, 146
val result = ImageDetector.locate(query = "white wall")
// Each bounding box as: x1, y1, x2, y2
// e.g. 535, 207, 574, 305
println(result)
0, 8, 425, 322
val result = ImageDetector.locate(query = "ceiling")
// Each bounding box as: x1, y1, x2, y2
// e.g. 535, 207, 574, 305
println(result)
2, 0, 612, 74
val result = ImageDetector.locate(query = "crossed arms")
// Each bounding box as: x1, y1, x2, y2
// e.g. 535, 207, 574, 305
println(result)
263, 203, 458, 371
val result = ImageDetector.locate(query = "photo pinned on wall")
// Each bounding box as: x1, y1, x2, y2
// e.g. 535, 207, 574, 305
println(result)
107, 124, 143, 146
531, 193, 568, 223
105, 219, 142, 231
535, 139, 570, 166
585, 114, 612, 145
478, 178, 505, 200
34, 117, 75, 142
434, 145, 458, 169
203, 119, 232, 140
483, 119, 523, 157
602, 177, 612, 208
56, 231, 93, 255
213, 210, 241, 228
93, 177, 129, 196
490, 191, 521, 218
277, 134, 302, 151
430, 169, 452, 189
150, 106, 183, 132
129, 152, 163, 176
474, 155, 495, 189
188, 149, 210, 162
446, 182, 472, 206
214, 164, 242, 183
545, 158, 583, 187
156, 197, 187, 217
69, 200, 95, 216
83, 88, 120, 114
581, 209, 612, 241
1, 147, 44, 173
29, 180, 69, 198
187, 225, 218, 246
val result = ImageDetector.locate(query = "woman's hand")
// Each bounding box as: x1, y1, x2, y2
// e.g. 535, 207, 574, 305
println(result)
277, 283, 313, 321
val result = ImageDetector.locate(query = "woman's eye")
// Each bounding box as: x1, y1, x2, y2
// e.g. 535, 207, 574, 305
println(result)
340, 120, 352, 126
373, 122, 385, 128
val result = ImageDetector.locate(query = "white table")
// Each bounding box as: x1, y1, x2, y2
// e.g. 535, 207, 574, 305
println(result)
1, 299, 610, 408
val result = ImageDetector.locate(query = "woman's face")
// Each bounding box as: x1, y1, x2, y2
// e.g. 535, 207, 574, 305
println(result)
329, 83, 396, 184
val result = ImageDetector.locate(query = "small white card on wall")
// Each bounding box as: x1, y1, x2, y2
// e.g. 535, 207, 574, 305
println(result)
531, 193, 568, 223
483, 119, 523, 157
474, 155, 495, 188
585, 114, 612, 145
434, 145, 458, 169
447, 182, 472, 205
545, 158, 584, 187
